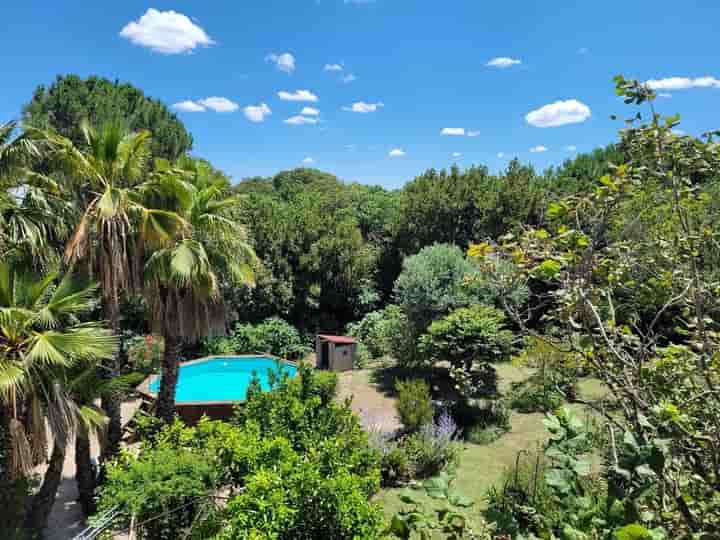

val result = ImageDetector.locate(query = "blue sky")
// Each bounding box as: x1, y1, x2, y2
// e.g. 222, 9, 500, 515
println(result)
2, 1, 720, 188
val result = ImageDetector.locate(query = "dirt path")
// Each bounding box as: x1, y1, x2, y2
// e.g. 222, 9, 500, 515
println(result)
337, 369, 402, 435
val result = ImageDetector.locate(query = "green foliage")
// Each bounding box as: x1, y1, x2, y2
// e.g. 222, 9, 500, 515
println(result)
98, 443, 217, 540
395, 379, 434, 433
394, 244, 480, 336
97, 367, 384, 539
125, 334, 164, 372
420, 304, 515, 397
389, 472, 495, 539
23, 74, 192, 160
404, 412, 461, 478
204, 317, 309, 359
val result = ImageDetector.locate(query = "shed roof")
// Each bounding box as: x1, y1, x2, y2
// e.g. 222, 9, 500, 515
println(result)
317, 334, 357, 344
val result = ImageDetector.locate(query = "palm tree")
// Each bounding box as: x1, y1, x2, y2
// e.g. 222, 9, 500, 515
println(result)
47, 121, 181, 458
0, 121, 66, 264
0, 261, 117, 534
145, 159, 257, 422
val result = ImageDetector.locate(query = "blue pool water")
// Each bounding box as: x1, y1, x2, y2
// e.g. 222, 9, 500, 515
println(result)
148, 356, 297, 402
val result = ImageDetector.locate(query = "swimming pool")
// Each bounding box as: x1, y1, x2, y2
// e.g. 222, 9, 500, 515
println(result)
147, 355, 297, 403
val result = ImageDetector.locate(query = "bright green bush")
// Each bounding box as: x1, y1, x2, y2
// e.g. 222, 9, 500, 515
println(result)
395, 379, 434, 433
203, 317, 309, 359
419, 304, 515, 397
404, 412, 461, 478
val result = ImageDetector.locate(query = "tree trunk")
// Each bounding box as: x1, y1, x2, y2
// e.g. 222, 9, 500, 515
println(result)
24, 438, 66, 534
0, 406, 28, 535
75, 428, 96, 516
157, 334, 182, 424
101, 289, 123, 463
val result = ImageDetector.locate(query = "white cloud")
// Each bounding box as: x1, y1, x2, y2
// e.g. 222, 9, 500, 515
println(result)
526, 99, 591, 128
278, 90, 319, 102
324, 63, 343, 71
467, 131, 480, 137
658, 92, 672, 98
497, 152, 505, 159
173, 100, 206, 112
645, 76, 720, 91
342, 73, 357, 84
284, 115, 319, 125
485, 57, 521, 68
564, 145, 577, 152
302, 157, 315, 164
266, 52, 296, 74
243, 103, 271, 123
530, 145, 548, 153
197, 97, 239, 113
452, 152, 462, 158
389, 148, 405, 157
441, 128, 465, 136
343, 101, 384, 113
301, 107, 320, 116
120, 9, 214, 54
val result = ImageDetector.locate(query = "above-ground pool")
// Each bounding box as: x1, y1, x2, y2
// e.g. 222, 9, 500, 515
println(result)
147, 355, 297, 403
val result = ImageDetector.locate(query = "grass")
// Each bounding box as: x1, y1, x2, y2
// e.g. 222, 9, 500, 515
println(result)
372, 362, 607, 520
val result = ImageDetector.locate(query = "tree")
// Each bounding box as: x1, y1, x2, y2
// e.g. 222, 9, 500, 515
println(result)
145, 158, 257, 423
23, 75, 192, 161
419, 304, 515, 397
394, 244, 480, 337
0, 262, 116, 534
48, 121, 182, 458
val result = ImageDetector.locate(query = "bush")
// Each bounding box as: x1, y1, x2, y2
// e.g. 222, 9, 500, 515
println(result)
419, 304, 515, 398
203, 317, 310, 359
509, 371, 575, 413
404, 412, 460, 478
368, 430, 414, 486
125, 334, 164, 372
395, 379, 434, 433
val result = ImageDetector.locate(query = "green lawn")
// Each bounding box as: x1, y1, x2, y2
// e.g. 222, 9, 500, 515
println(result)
374, 363, 607, 520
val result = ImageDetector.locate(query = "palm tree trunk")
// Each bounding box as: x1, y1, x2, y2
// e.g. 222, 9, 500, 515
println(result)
0, 406, 28, 535
24, 438, 66, 533
157, 334, 182, 424
101, 292, 123, 462
75, 428, 96, 516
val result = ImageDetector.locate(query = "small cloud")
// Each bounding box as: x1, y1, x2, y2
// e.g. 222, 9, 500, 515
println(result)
577, 47, 589, 55
485, 57, 521, 68
645, 76, 720, 90
343, 101, 384, 113
266, 52, 296, 74
441, 128, 465, 136
243, 103, 271, 123
278, 90, 319, 102
342, 73, 357, 84
173, 100, 206, 112
497, 152, 505, 158
530, 145, 548, 153
302, 157, 315, 164
389, 148, 405, 157
452, 152, 462, 158
119, 9, 214, 54
564, 145, 577, 152
284, 115, 319, 125
657, 92, 672, 98
526, 99, 591, 128
324, 63, 343, 71
301, 107, 320, 116
197, 97, 239, 113
467, 131, 480, 137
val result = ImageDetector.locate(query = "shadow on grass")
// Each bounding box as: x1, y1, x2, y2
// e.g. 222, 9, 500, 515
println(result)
369, 363, 463, 400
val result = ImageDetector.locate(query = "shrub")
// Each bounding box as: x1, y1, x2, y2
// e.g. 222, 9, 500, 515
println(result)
419, 304, 515, 398
405, 412, 460, 478
509, 370, 575, 413
203, 317, 309, 359
126, 334, 164, 372
395, 379, 434, 433
368, 430, 414, 486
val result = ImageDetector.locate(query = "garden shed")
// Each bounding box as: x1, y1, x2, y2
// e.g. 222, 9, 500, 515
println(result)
315, 334, 357, 372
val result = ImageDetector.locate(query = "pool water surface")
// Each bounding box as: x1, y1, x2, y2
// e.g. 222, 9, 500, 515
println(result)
148, 356, 297, 402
